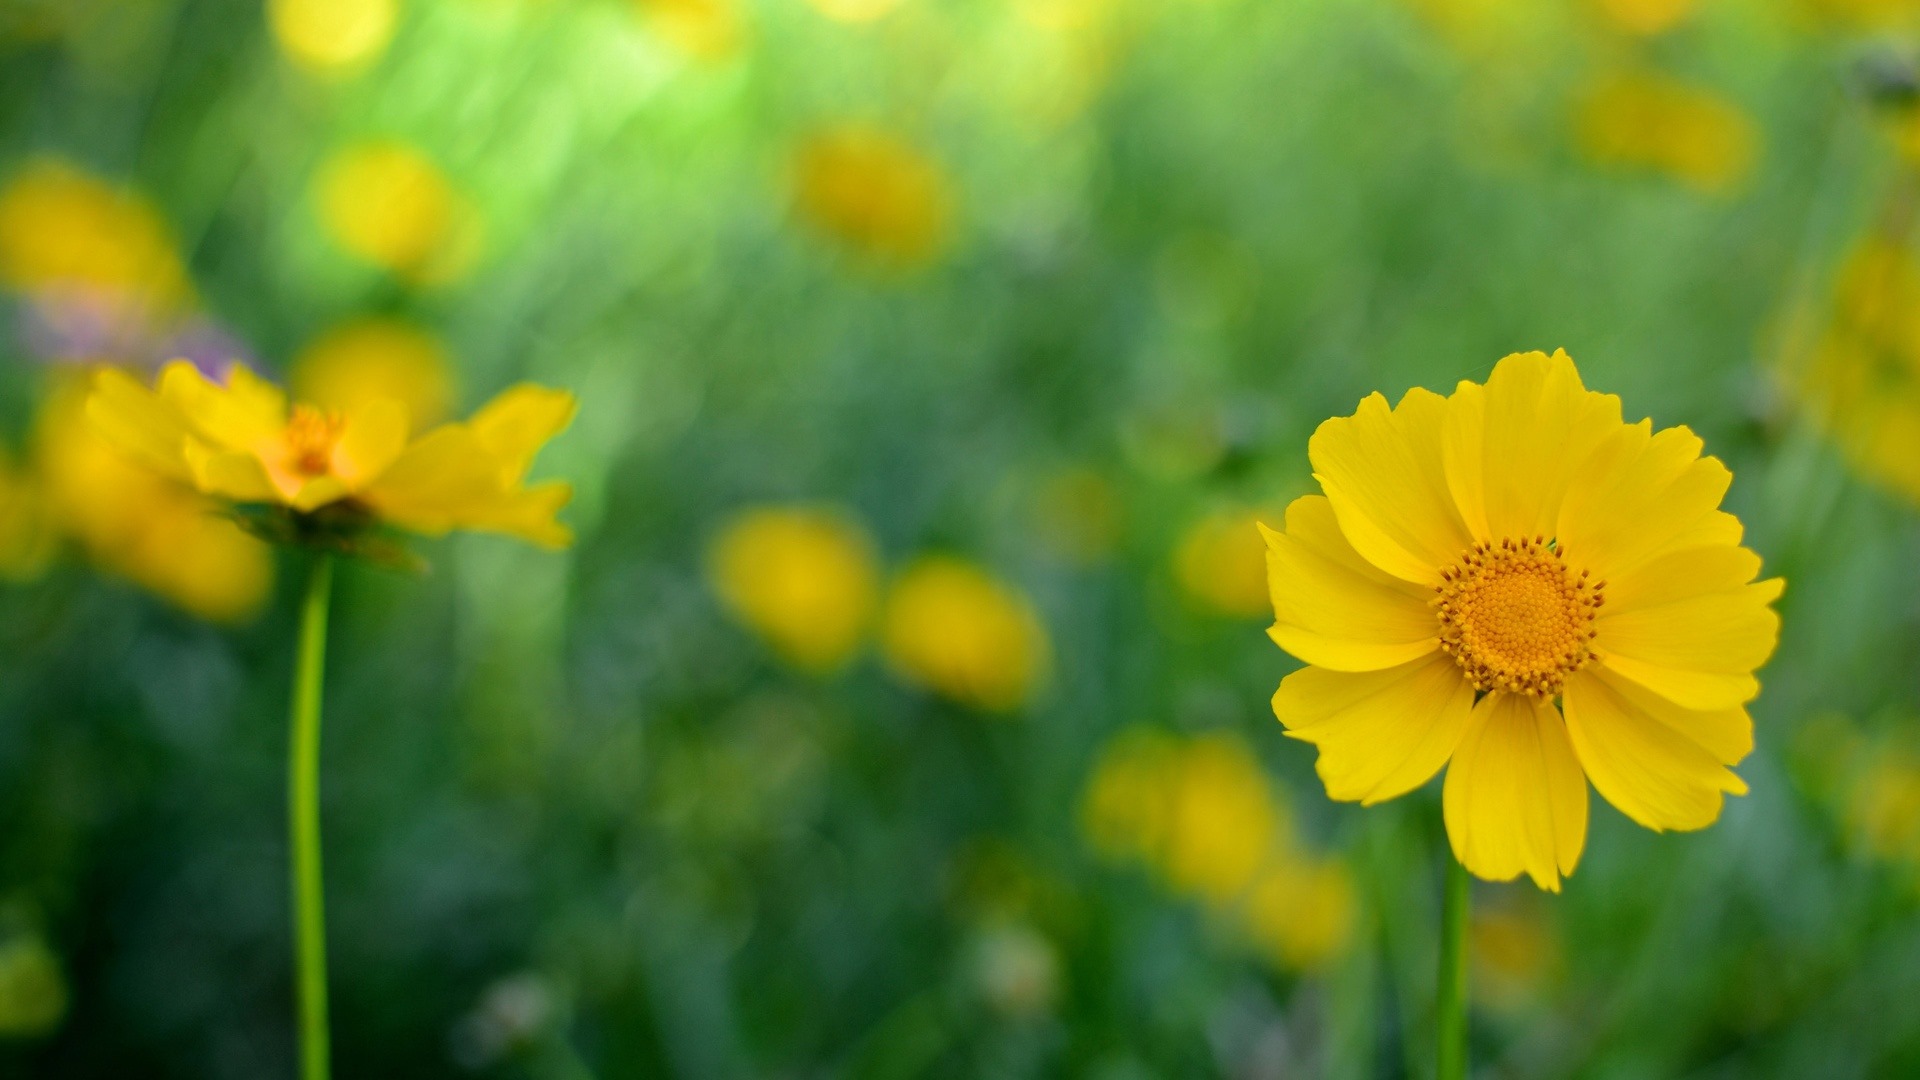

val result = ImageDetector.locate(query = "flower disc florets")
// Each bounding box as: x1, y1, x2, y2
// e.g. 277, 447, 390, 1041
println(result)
1434, 536, 1604, 699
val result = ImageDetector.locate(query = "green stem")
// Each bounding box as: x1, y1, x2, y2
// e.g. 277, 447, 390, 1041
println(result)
289, 555, 334, 1080
1435, 853, 1470, 1080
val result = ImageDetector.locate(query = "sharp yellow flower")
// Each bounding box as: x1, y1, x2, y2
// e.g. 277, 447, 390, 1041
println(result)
1266, 350, 1781, 890
85, 360, 576, 550
706, 505, 879, 673
881, 556, 1048, 711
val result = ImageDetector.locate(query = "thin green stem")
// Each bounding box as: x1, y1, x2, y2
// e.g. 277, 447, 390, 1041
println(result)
289, 555, 334, 1080
1435, 853, 1470, 1080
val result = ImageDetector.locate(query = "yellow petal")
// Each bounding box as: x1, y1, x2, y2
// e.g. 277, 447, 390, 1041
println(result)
359, 424, 501, 533
1443, 692, 1588, 891
1263, 496, 1438, 672
1309, 388, 1471, 585
1442, 350, 1623, 541
85, 367, 194, 482
1601, 543, 1761, 615
1581, 660, 1752, 765
289, 474, 350, 513
469, 384, 576, 485
329, 398, 408, 489
1595, 578, 1781, 704
182, 442, 278, 502
1563, 667, 1748, 833
158, 360, 286, 453
462, 480, 575, 549
1271, 651, 1475, 806
1556, 421, 1738, 581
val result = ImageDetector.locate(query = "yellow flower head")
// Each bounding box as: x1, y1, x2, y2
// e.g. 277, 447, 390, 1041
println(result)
86, 361, 575, 550
1161, 732, 1283, 903
881, 555, 1049, 711
1173, 507, 1276, 618
0, 159, 189, 311
706, 505, 879, 673
791, 125, 954, 267
316, 141, 480, 283
1266, 350, 1781, 890
268, 0, 397, 72
37, 379, 273, 622
1801, 241, 1920, 504
291, 317, 454, 433
631, 0, 745, 60
1573, 71, 1757, 195
1080, 726, 1182, 862
1243, 856, 1356, 971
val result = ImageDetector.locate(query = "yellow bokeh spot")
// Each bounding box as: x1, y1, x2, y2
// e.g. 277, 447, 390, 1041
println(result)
268, 0, 397, 72
1080, 726, 1181, 862
0, 935, 66, 1039
1573, 71, 1758, 195
1243, 857, 1356, 971
1801, 241, 1920, 506
0, 159, 188, 310
291, 317, 454, 432
1850, 752, 1920, 865
36, 378, 272, 623
1172, 507, 1275, 618
316, 141, 481, 283
881, 556, 1048, 711
791, 125, 954, 268
1591, 0, 1694, 35
631, 0, 744, 61
1162, 733, 1281, 903
708, 506, 880, 673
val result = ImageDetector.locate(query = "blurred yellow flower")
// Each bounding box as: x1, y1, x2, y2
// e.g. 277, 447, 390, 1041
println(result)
1267, 350, 1780, 890
881, 556, 1048, 711
88, 361, 576, 548
1173, 506, 1275, 617
0, 159, 188, 310
707, 505, 879, 673
268, 0, 397, 72
1849, 752, 1920, 865
1801, 241, 1920, 504
1162, 732, 1282, 903
1591, 0, 1695, 35
316, 141, 480, 283
1574, 71, 1757, 195
791, 125, 954, 267
0, 935, 66, 1038
291, 318, 454, 433
1080, 726, 1180, 862
0, 450, 57, 581
632, 0, 744, 61
1243, 857, 1356, 971
37, 380, 272, 623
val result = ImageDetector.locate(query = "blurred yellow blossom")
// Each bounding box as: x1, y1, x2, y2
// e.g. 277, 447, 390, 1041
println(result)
707, 505, 879, 673
0, 934, 66, 1038
316, 141, 481, 283
87, 361, 576, 549
1848, 751, 1920, 865
37, 380, 272, 622
1243, 857, 1356, 971
268, 0, 397, 72
0, 451, 57, 581
291, 318, 454, 433
0, 159, 188, 311
881, 556, 1048, 711
1591, 0, 1695, 36
1574, 71, 1757, 194
1173, 506, 1276, 618
791, 125, 954, 267
1800, 241, 1920, 504
1163, 732, 1282, 903
632, 0, 744, 61
1079, 726, 1180, 862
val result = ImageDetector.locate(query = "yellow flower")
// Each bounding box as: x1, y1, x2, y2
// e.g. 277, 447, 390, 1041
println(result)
1079, 726, 1181, 862
631, 0, 745, 60
1173, 507, 1276, 618
706, 506, 879, 673
0, 159, 188, 310
37, 379, 273, 622
268, 0, 397, 72
1243, 857, 1356, 971
1573, 71, 1757, 195
0, 934, 65, 1038
86, 361, 575, 549
1161, 732, 1281, 903
881, 555, 1048, 710
316, 141, 480, 283
1266, 350, 1781, 890
791, 125, 954, 267
1801, 241, 1920, 504
1849, 750, 1920, 865
0, 450, 56, 581
291, 317, 454, 433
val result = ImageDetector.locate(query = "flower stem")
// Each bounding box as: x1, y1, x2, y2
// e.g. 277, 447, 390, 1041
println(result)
1436, 853, 1470, 1080
289, 555, 334, 1080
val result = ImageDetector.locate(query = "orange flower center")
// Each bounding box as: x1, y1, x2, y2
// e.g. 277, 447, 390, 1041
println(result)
1433, 536, 1604, 699
283, 405, 343, 477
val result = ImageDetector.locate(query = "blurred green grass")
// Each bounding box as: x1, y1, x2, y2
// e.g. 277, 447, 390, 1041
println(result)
2, 0, 1920, 1076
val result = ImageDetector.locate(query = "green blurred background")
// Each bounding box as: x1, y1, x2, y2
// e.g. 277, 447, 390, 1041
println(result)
3, 0, 1920, 1075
